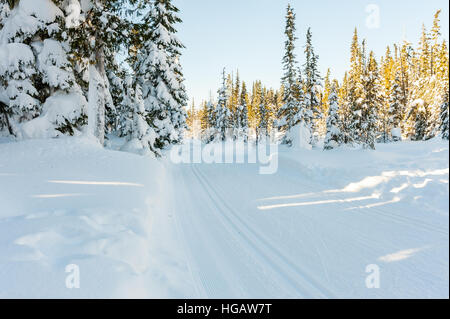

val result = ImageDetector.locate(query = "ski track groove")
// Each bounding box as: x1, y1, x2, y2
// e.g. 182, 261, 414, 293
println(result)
191, 164, 337, 298
166, 164, 208, 298
190, 165, 316, 298
174, 166, 227, 298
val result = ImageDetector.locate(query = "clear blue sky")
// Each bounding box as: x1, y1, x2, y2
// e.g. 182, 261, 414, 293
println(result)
174, 0, 449, 107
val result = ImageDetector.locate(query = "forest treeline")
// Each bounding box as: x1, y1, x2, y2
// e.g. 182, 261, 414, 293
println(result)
187, 5, 449, 150
0, 2, 448, 155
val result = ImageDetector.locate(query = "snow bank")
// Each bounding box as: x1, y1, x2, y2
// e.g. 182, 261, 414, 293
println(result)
0, 137, 194, 298
288, 122, 312, 150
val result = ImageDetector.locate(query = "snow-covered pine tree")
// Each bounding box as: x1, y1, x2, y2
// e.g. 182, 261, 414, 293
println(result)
104, 56, 126, 134
258, 87, 269, 141
225, 72, 235, 131
360, 51, 381, 150
231, 71, 241, 140
277, 4, 306, 145
33, 37, 87, 136
116, 75, 134, 138
318, 68, 331, 137
186, 98, 195, 135
405, 24, 436, 141
410, 99, 430, 141
0, 0, 85, 138
204, 100, 216, 142
132, 84, 147, 140
338, 72, 352, 144
388, 72, 404, 141
134, 0, 188, 153
130, 83, 157, 153
303, 27, 321, 143
439, 86, 449, 140
214, 68, 231, 141
64, 0, 131, 145
324, 82, 342, 150
239, 81, 249, 142
378, 46, 394, 143
0, 43, 39, 137
347, 29, 365, 145
248, 81, 260, 136
0, 2, 34, 136
198, 100, 208, 137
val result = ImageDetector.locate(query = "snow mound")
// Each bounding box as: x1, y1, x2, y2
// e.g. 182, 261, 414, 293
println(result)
19, 0, 63, 23
0, 137, 193, 298
289, 122, 312, 150
21, 92, 87, 139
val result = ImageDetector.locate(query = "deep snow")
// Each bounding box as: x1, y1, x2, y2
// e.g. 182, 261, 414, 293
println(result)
0, 137, 448, 298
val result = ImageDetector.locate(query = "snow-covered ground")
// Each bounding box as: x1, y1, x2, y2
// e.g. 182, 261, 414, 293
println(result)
0, 137, 193, 298
0, 137, 448, 298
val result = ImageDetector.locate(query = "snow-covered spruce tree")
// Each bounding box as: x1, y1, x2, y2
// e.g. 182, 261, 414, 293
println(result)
134, 0, 188, 153
388, 72, 404, 141
116, 75, 134, 138
360, 51, 382, 150
378, 46, 394, 144
0, 0, 86, 138
324, 83, 342, 150
303, 27, 321, 143
338, 72, 353, 144
32, 37, 87, 137
0, 43, 39, 137
258, 87, 269, 141
347, 30, 365, 145
123, 83, 157, 154
249, 81, 261, 136
439, 86, 449, 140
104, 56, 126, 134
65, 0, 131, 145
214, 68, 231, 141
408, 99, 430, 141
318, 68, 331, 136
230, 71, 241, 140
277, 4, 306, 145
239, 81, 249, 142
198, 101, 208, 140
204, 100, 216, 142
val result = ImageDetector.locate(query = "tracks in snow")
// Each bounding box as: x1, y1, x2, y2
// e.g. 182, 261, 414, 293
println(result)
189, 164, 336, 298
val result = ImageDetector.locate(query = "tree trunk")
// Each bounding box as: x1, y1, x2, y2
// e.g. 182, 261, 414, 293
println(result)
0, 101, 14, 136
88, 35, 106, 145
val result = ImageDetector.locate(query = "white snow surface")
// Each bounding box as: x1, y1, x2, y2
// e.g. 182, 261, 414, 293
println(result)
0, 43, 35, 73
21, 92, 87, 139
19, 0, 63, 23
0, 137, 448, 298
289, 122, 312, 150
